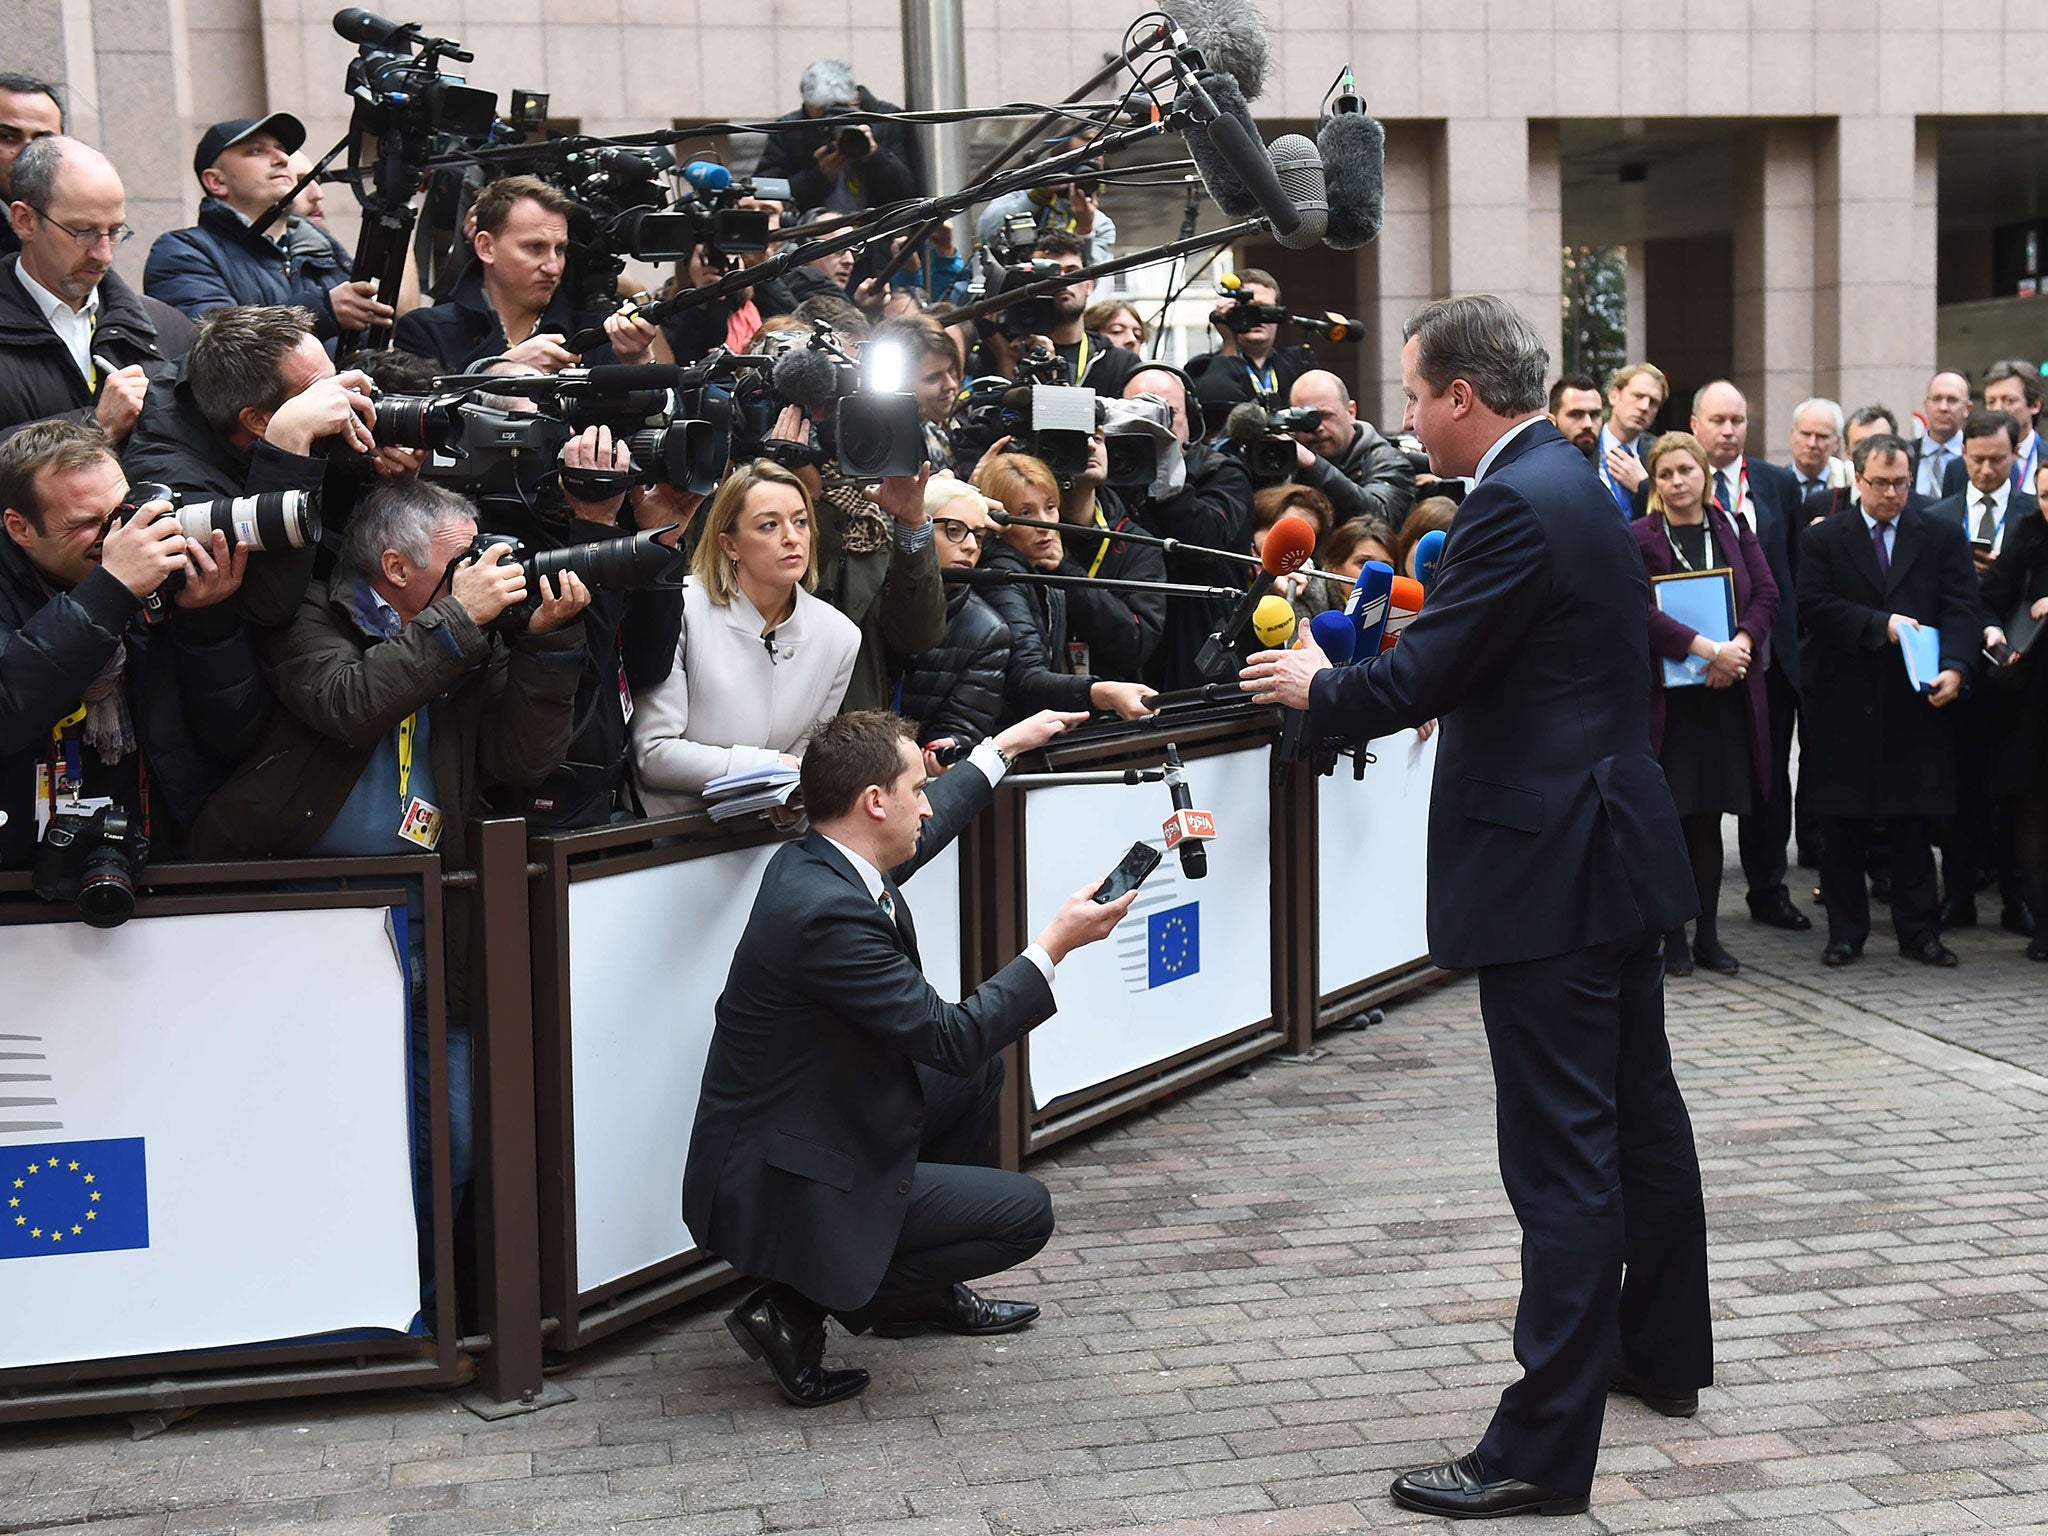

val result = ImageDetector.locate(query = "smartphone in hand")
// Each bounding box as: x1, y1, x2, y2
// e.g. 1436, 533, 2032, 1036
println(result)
1093, 841, 1162, 903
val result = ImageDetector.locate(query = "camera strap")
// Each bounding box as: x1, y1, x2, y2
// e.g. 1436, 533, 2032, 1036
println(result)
558, 464, 637, 503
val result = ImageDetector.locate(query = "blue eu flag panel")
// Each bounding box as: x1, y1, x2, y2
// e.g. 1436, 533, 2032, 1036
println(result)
0, 1137, 148, 1261
1147, 901, 1201, 989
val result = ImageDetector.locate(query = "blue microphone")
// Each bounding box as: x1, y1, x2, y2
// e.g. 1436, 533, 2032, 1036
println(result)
1344, 559, 1394, 662
1414, 528, 1447, 593
683, 161, 733, 194
1308, 609, 1356, 663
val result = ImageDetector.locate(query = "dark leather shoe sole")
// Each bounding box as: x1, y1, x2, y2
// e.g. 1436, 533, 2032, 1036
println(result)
1611, 1373, 1700, 1418
725, 1312, 870, 1407
1900, 942, 1959, 967
1692, 946, 1740, 974
1388, 1481, 1589, 1518
1822, 944, 1862, 967
871, 1302, 1039, 1338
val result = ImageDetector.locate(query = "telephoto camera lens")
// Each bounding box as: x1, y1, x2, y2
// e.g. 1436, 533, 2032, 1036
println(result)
526, 528, 688, 594
373, 394, 435, 451
171, 490, 321, 552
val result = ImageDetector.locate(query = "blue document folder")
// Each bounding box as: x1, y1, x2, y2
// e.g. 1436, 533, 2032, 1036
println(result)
1651, 569, 1737, 689
1900, 624, 1941, 693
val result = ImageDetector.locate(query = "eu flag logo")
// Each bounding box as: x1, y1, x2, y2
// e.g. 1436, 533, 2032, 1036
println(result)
0, 1138, 148, 1261
1147, 902, 1200, 989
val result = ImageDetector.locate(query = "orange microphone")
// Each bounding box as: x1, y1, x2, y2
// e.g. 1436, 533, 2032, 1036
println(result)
1197, 514, 1318, 677
1379, 574, 1425, 651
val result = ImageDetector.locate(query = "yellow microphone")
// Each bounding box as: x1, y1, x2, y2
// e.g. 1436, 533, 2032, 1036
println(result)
1251, 593, 1297, 648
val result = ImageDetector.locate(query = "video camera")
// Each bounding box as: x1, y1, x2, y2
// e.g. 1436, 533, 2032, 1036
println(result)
336, 8, 500, 149
449, 528, 688, 633
1224, 402, 1325, 485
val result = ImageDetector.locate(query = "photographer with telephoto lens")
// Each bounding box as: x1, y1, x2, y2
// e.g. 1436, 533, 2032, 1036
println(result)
0, 420, 263, 900
122, 304, 380, 626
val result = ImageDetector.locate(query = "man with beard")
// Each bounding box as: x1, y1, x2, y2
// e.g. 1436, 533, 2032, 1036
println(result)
1548, 374, 1602, 457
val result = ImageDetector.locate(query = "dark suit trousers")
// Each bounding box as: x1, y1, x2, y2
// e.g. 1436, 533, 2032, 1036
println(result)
1821, 816, 1939, 948
1937, 695, 2023, 909
1472, 934, 1712, 1497
1740, 666, 1800, 902
832, 1056, 1054, 1333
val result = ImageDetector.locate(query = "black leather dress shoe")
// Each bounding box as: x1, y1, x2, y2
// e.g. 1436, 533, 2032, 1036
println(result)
2002, 901, 2037, 937
1389, 1452, 1588, 1519
726, 1288, 870, 1407
1821, 941, 1862, 966
1610, 1369, 1699, 1417
1748, 891, 1812, 931
1939, 895, 1978, 929
1901, 936, 1959, 967
870, 1282, 1038, 1338
1691, 939, 1740, 975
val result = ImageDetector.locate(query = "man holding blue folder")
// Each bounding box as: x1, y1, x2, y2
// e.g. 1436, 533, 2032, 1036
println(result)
1799, 434, 1991, 967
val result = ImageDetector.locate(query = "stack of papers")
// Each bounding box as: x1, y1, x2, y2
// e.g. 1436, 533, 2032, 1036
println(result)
703, 763, 803, 823
1900, 626, 1941, 694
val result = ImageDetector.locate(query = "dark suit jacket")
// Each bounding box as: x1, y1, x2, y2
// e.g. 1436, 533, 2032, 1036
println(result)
1980, 510, 2048, 793
1306, 418, 1696, 970
1927, 487, 2039, 550
1742, 459, 1803, 692
1633, 506, 1780, 794
680, 764, 1055, 1312
1913, 437, 1970, 502
1798, 506, 1981, 819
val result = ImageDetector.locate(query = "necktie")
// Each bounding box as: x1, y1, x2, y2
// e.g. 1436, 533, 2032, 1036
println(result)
878, 888, 896, 926
1928, 445, 1947, 497
1872, 519, 1891, 578
1713, 469, 1732, 515
1977, 495, 1999, 544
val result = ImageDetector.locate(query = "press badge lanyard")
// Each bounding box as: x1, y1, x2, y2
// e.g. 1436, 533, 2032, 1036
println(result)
1662, 515, 1719, 573
1244, 356, 1277, 400
1085, 503, 1111, 578
395, 711, 444, 850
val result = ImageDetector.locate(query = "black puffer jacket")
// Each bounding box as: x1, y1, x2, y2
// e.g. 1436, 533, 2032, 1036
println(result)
1128, 443, 1256, 691
1297, 419, 1418, 528
898, 585, 1009, 750
143, 197, 352, 337
1053, 489, 1166, 682
0, 258, 191, 440
977, 539, 1092, 723
0, 533, 268, 868
119, 364, 333, 630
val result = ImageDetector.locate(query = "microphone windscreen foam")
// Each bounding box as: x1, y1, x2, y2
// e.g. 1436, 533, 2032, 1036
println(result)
1184, 70, 1261, 217
1251, 593, 1296, 648
771, 346, 842, 416
1224, 400, 1271, 444
1308, 608, 1355, 663
1267, 134, 1328, 251
1162, 0, 1272, 99
1260, 513, 1318, 575
1318, 108, 1385, 250
1414, 527, 1447, 590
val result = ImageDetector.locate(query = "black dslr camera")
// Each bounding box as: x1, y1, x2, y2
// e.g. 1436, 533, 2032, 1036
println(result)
451, 528, 688, 632
35, 805, 150, 929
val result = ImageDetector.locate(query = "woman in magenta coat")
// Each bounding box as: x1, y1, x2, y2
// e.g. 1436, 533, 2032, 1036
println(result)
1633, 431, 1780, 977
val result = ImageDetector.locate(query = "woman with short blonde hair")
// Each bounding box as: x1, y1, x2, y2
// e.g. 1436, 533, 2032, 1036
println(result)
634, 460, 861, 814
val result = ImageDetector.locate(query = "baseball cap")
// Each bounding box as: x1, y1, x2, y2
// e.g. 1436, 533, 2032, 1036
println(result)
193, 113, 307, 182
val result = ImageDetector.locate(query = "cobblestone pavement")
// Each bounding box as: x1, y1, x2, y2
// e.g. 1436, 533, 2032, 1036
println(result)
7, 859, 2048, 1536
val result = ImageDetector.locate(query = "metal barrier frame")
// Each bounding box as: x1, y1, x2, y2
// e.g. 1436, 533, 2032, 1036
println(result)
0, 855, 464, 1424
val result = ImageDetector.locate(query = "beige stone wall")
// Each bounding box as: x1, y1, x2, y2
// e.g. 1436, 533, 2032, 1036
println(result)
20, 1, 2048, 432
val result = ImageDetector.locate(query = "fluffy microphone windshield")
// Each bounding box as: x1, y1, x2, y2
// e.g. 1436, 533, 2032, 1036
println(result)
771, 346, 842, 416
1261, 513, 1318, 575
1224, 400, 1271, 444
1162, 0, 1272, 99
1318, 105, 1386, 250
1184, 69, 1262, 218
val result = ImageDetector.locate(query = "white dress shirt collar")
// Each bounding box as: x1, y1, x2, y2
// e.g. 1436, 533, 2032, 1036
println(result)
1475, 414, 1548, 484
820, 834, 887, 902
15, 262, 99, 385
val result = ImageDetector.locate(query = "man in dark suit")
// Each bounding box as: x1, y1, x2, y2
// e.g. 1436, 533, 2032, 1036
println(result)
1243, 295, 1708, 1520
1800, 434, 1992, 967
683, 708, 1135, 1407
1688, 380, 1811, 930
1597, 360, 1665, 519
1926, 409, 2036, 935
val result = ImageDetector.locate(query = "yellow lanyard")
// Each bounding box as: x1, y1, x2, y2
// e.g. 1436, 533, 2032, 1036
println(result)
396, 713, 417, 802
1085, 503, 1111, 578
1074, 332, 1090, 382
84, 310, 98, 392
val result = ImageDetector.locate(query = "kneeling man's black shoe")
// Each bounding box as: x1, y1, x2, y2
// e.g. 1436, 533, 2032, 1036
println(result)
1611, 1369, 1700, 1417
726, 1287, 869, 1407
1389, 1451, 1588, 1518
871, 1282, 1038, 1337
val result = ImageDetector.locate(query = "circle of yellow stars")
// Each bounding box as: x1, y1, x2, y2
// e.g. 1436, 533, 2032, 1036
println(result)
9, 1157, 99, 1244
1156, 913, 1193, 976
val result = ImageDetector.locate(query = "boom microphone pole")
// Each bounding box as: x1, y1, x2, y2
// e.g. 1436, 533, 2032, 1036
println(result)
934, 216, 1261, 329
941, 567, 1245, 602
985, 511, 1354, 589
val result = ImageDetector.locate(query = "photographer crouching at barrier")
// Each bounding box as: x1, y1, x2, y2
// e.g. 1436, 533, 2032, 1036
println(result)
632, 460, 860, 815
122, 304, 379, 626
686, 706, 1135, 1407
0, 421, 263, 893
189, 477, 589, 1300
